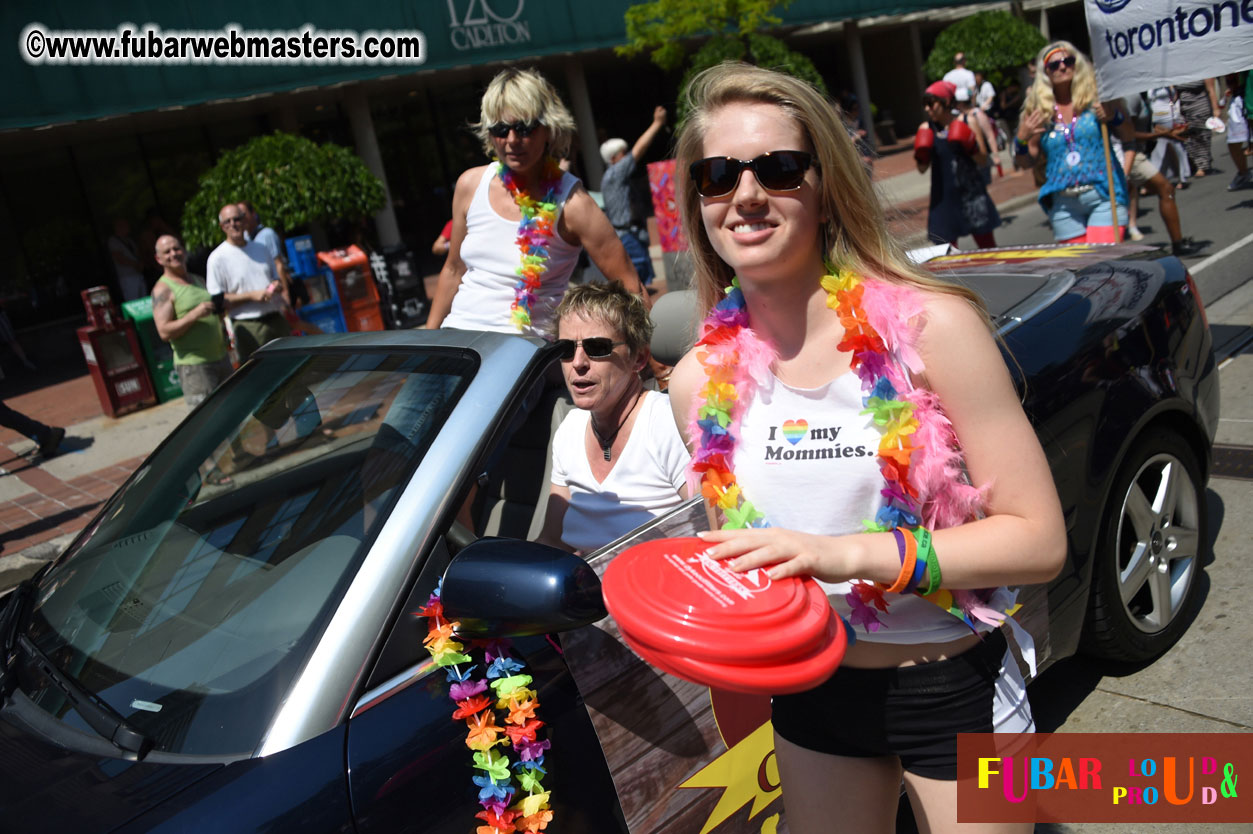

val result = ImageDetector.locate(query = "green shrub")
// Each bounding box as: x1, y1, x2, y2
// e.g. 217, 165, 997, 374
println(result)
181, 133, 386, 251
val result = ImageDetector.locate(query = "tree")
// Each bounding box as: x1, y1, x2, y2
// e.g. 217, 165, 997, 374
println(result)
923, 11, 1047, 88
617, 0, 826, 119
181, 132, 387, 251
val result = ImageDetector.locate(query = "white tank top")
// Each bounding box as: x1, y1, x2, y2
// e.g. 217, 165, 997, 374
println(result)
443, 163, 583, 338
736, 370, 984, 644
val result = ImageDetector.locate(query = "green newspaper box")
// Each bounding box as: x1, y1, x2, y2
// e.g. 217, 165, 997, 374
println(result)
120, 296, 182, 402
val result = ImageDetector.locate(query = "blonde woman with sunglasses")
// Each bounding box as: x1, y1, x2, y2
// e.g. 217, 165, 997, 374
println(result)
426, 67, 647, 337
666, 62, 1065, 833
1016, 42, 1129, 243
535, 283, 689, 554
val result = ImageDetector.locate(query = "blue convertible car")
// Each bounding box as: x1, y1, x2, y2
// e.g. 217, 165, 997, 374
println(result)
0, 243, 1219, 833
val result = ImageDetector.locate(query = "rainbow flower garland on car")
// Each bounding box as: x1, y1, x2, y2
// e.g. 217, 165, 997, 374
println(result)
499, 157, 564, 332
421, 583, 554, 834
688, 269, 1014, 633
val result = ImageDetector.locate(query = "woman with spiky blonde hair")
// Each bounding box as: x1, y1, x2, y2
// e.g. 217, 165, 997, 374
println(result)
427, 67, 646, 337
1016, 41, 1128, 242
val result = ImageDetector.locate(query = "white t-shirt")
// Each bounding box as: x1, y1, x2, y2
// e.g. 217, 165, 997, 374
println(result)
443, 164, 583, 338
943, 67, 977, 100
977, 80, 996, 111
206, 239, 281, 320
736, 369, 988, 644
551, 390, 689, 552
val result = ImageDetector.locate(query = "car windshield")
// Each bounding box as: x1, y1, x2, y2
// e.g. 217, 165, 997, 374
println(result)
14, 349, 474, 756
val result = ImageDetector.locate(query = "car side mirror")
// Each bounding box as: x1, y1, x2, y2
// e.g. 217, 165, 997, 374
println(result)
440, 538, 606, 638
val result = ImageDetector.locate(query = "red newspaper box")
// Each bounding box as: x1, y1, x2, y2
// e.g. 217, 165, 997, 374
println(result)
77, 286, 156, 418
317, 245, 384, 332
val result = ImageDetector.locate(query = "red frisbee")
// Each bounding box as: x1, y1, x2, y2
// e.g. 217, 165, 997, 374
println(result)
619, 609, 847, 695
602, 537, 847, 692
615, 572, 835, 665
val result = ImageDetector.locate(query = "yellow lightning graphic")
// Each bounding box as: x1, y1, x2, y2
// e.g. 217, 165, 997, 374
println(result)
679, 721, 782, 834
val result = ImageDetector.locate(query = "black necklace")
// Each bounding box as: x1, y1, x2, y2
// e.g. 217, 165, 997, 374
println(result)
591, 388, 642, 462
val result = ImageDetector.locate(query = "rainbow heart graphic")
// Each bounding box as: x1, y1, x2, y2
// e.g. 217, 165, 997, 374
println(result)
782, 419, 808, 445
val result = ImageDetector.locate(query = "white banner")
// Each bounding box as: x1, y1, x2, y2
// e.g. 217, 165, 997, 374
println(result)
1084, 0, 1253, 100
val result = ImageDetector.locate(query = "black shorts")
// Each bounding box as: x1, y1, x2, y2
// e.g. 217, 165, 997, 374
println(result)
771, 629, 1006, 780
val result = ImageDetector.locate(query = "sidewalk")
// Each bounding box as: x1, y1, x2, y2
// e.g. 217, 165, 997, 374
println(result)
0, 149, 1178, 589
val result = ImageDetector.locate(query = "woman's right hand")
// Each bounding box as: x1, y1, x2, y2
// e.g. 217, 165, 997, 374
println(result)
1018, 108, 1048, 141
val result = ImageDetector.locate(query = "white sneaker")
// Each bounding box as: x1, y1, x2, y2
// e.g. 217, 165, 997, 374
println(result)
1127, 226, 1145, 241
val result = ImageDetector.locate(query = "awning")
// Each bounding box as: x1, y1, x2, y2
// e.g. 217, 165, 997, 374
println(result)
2, 0, 967, 131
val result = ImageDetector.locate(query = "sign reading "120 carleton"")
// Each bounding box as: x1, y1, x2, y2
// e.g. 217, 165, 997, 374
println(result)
446, 0, 532, 50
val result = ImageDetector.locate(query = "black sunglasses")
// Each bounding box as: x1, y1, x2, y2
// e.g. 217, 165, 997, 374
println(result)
1045, 55, 1077, 73
488, 120, 541, 138
554, 337, 624, 360
689, 150, 816, 198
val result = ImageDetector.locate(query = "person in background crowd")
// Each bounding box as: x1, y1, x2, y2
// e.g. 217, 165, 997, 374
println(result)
668, 61, 1063, 834
239, 202, 299, 308
206, 203, 288, 361
1117, 95, 1206, 255
0, 396, 63, 459
1017, 42, 1127, 243
431, 219, 453, 257
1220, 73, 1250, 191
135, 208, 176, 286
955, 86, 1002, 182
840, 93, 876, 171
1174, 79, 1222, 176
107, 217, 147, 302
1146, 86, 1191, 188
600, 105, 668, 286
916, 80, 1000, 248
975, 70, 997, 115
998, 77, 1026, 150
426, 67, 646, 337
942, 52, 977, 101
151, 235, 233, 408
535, 283, 688, 554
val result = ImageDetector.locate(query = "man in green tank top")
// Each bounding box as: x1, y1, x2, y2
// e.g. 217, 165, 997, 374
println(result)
152, 235, 234, 407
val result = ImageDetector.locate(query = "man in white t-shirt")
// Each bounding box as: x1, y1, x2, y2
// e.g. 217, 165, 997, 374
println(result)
942, 53, 977, 103
206, 203, 289, 361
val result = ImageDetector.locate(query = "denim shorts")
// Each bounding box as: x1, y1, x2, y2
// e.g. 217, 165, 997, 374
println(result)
771, 630, 1012, 780
1048, 187, 1127, 242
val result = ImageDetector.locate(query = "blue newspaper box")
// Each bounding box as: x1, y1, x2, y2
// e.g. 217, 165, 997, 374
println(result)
285, 235, 319, 277
299, 267, 348, 334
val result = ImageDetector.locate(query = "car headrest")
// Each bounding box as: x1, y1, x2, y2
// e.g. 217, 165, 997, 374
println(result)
649, 290, 699, 367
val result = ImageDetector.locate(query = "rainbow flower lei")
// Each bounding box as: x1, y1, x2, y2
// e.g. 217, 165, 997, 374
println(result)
499, 157, 564, 332
421, 583, 554, 833
689, 270, 1012, 633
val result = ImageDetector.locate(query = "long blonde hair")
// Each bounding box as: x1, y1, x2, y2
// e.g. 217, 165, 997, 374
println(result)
1023, 41, 1099, 119
674, 62, 984, 315
472, 67, 577, 160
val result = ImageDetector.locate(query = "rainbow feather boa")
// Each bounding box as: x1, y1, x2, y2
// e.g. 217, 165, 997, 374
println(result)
499, 158, 564, 332
689, 271, 1015, 633
421, 583, 554, 833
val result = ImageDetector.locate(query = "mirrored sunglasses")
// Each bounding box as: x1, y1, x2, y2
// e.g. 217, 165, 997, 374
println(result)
554, 337, 624, 360
488, 120, 541, 138
689, 150, 816, 198
1045, 55, 1076, 73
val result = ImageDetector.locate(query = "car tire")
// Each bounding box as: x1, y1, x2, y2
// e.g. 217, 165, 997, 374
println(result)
1082, 429, 1206, 662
